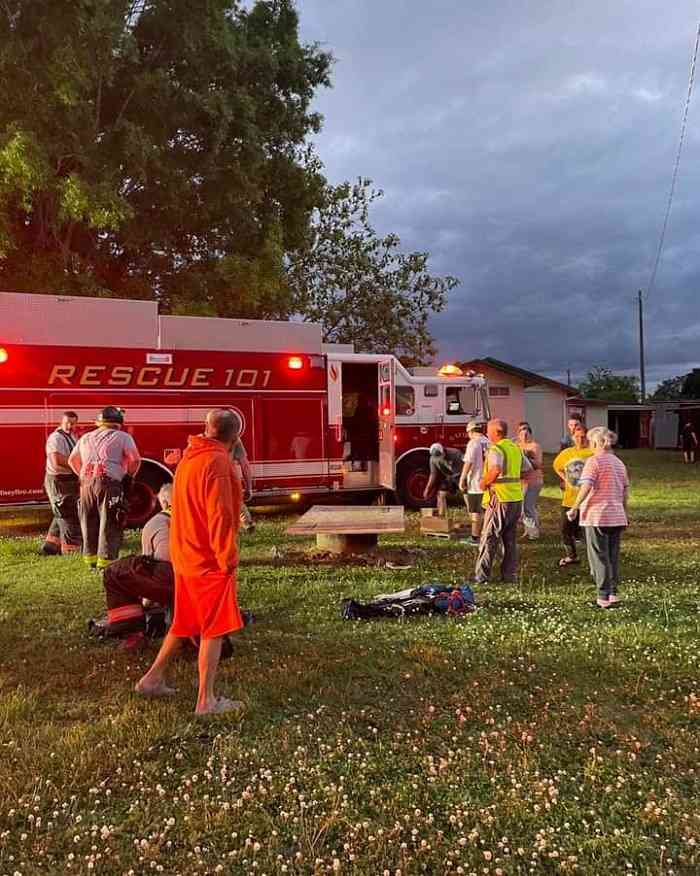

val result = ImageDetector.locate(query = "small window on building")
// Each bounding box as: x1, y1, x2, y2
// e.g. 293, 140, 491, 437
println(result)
489, 386, 510, 397
396, 386, 415, 416
424, 384, 438, 398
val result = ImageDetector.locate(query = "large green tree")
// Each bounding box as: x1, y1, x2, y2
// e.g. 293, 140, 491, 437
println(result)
577, 367, 640, 403
0, 0, 331, 315
648, 374, 686, 401
287, 177, 459, 362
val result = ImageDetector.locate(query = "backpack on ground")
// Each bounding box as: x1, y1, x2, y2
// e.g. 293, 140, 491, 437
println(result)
341, 583, 476, 621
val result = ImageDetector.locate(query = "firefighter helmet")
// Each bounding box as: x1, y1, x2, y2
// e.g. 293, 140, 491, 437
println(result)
429, 442, 445, 457
96, 406, 125, 425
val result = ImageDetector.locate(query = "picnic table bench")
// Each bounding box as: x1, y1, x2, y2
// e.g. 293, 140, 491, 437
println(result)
286, 505, 405, 554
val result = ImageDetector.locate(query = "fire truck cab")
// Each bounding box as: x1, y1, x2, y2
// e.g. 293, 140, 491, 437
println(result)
326, 353, 490, 506
0, 292, 490, 522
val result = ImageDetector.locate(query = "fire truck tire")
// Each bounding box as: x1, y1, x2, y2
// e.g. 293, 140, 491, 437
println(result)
396, 455, 432, 510
128, 465, 172, 529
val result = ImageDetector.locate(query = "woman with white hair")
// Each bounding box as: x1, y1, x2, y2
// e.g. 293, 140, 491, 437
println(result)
566, 426, 629, 609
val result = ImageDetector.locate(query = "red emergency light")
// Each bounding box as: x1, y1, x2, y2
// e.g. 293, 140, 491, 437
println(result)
382, 406, 391, 417
288, 356, 304, 370
0, 347, 8, 364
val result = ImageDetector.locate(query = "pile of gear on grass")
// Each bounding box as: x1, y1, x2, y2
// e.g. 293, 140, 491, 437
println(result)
342, 583, 477, 621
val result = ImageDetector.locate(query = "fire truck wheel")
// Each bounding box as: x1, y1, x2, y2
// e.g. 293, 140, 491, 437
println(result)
396, 457, 431, 510
128, 466, 172, 529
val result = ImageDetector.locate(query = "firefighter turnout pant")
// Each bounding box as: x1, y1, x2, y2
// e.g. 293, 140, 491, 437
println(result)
79, 476, 126, 569
103, 556, 174, 636
42, 474, 82, 555
474, 496, 523, 585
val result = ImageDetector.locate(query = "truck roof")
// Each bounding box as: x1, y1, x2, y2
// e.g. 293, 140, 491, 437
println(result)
0, 291, 323, 354
326, 352, 486, 386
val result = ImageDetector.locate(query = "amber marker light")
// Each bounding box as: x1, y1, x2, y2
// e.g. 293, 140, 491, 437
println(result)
438, 363, 463, 377
290, 492, 301, 501
288, 356, 304, 370
0, 347, 8, 364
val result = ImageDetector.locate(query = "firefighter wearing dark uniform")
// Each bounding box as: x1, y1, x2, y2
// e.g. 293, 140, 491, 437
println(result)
423, 442, 464, 517
68, 406, 141, 571
102, 483, 174, 641
40, 411, 82, 556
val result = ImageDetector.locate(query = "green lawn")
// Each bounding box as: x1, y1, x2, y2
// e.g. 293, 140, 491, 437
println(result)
1, 450, 699, 875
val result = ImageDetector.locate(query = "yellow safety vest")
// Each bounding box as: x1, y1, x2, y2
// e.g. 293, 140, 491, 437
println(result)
483, 439, 525, 504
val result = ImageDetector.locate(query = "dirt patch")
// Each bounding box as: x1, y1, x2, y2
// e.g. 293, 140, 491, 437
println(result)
247, 545, 425, 569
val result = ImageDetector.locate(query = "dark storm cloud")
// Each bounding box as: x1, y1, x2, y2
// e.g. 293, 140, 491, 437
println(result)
296, 0, 700, 385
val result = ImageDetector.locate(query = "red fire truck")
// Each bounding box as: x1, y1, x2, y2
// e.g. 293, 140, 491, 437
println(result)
0, 292, 490, 523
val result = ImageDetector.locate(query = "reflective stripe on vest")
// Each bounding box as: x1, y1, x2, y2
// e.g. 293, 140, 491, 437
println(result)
485, 439, 524, 503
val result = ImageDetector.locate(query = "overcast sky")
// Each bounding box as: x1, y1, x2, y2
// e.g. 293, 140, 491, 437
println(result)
295, 0, 700, 387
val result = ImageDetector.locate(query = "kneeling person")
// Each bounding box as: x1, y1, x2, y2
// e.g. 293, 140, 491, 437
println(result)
102, 484, 174, 637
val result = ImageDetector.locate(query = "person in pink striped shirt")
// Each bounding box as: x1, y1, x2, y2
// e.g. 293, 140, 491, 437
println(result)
566, 426, 629, 609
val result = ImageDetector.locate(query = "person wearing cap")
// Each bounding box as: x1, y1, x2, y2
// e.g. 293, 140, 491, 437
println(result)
458, 420, 490, 546
40, 411, 82, 556
423, 442, 464, 516
136, 408, 245, 716
68, 406, 141, 571
474, 418, 531, 586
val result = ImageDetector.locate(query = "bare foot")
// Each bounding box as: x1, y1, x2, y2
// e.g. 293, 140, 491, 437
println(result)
195, 697, 245, 716
135, 678, 177, 698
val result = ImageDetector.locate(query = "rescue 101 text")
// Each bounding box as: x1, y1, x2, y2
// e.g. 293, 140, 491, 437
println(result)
48, 365, 273, 389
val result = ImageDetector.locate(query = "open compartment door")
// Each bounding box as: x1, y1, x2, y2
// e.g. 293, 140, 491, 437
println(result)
378, 358, 396, 489
326, 359, 343, 442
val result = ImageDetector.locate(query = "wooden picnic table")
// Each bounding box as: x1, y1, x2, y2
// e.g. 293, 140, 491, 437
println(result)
286, 505, 405, 554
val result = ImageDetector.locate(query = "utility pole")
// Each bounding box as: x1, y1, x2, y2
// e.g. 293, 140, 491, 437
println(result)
638, 289, 646, 403
566, 368, 571, 386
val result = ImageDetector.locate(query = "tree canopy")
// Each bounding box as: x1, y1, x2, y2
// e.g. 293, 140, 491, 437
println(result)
0, 2, 458, 359
286, 177, 459, 363
647, 371, 700, 401
648, 375, 685, 401
577, 367, 640, 403
0, 0, 331, 314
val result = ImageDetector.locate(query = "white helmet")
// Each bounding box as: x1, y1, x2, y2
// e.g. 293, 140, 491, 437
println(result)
429, 442, 445, 456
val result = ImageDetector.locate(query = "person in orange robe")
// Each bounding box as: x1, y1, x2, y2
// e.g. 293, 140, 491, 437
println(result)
136, 409, 245, 714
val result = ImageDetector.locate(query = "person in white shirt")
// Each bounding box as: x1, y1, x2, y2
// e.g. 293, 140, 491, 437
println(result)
40, 411, 82, 556
69, 406, 141, 571
458, 420, 490, 546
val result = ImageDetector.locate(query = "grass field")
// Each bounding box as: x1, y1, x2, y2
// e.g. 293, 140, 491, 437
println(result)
1, 449, 699, 875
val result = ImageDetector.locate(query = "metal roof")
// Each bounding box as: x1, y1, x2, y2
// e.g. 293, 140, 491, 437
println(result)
460, 357, 575, 394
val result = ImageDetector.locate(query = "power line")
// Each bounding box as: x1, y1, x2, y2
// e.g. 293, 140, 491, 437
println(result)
646, 22, 700, 299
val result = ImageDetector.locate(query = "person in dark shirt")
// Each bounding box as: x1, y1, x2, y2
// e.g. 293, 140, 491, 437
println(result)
423, 443, 464, 516
680, 421, 698, 464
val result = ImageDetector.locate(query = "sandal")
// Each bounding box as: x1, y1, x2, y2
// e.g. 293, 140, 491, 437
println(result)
558, 557, 579, 567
